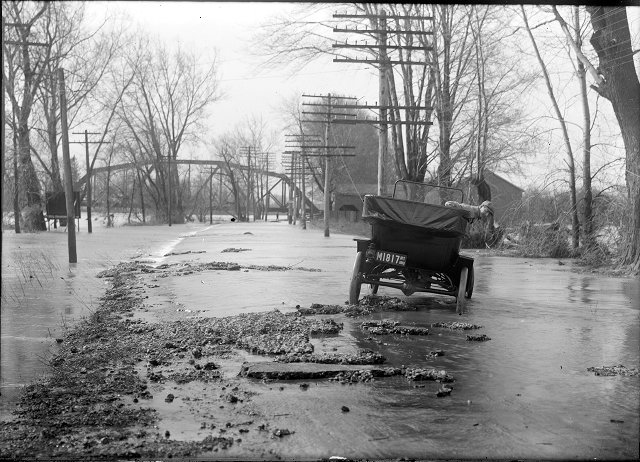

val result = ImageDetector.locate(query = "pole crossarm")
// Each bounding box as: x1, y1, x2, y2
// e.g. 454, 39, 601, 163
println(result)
285, 145, 356, 149
333, 28, 433, 35
302, 102, 432, 110
333, 57, 430, 65
333, 43, 432, 51
332, 119, 433, 125
302, 111, 356, 117
301, 94, 357, 100
333, 13, 433, 20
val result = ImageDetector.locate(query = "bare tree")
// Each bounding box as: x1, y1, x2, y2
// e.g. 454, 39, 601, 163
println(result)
551, 5, 639, 270
32, 2, 125, 197
117, 37, 221, 223
2, 1, 52, 230
521, 6, 580, 251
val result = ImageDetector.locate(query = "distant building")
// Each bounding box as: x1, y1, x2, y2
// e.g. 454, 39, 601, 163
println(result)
333, 183, 376, 213
456, 170, 524, 224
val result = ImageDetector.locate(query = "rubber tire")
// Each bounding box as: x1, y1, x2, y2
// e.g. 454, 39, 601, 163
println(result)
465, 265, 474, 299
349, 251, 364, 305
456, 266, 469, 314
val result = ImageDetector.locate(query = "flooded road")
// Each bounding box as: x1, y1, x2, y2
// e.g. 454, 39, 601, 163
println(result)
0, 221, 220, 404
1, 220, 638, 459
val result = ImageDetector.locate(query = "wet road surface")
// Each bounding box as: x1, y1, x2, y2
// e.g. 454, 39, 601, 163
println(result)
1, 220, 638, 459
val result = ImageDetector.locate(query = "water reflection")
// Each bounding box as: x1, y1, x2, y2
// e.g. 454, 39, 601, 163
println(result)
1, 224, 638, 458
350, 255, 639, 458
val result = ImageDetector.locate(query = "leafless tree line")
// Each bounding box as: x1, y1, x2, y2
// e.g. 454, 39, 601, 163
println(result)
255, 3, 638, 270
2, 1, 221, 229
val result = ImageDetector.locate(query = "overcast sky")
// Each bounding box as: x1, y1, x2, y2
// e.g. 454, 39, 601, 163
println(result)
84, 2, 640, 190
88, 2, 380, 140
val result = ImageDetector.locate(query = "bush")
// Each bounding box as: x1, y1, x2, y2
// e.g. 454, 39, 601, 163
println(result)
512, 222, 572, 258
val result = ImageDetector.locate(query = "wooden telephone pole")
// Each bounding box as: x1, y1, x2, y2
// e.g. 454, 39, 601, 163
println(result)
284, 133, 322, 230
70, 130, 109, 233
332, 10, 434, 195
301, 94, 356, 237
58, 68, 76, 263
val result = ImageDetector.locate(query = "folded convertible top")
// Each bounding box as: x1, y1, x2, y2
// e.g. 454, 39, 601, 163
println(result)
362, 195, 471, 236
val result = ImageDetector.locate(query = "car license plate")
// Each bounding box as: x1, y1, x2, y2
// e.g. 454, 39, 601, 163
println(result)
375, 250, 407, 266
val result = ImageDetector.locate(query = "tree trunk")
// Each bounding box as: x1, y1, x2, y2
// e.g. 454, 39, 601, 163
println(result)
586, 6, 640, 271
46, 72, 63, 194
12, 115, 21, 233
137, 169, 146, 223
17, 124, 46, 231
106, 166, 112, 228
522, 6, 579, 250
574, 7, 594, 250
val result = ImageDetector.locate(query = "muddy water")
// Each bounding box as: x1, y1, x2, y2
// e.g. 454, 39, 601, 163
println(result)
0, 221, 220, 408
153, 222, 638, 459
2, 220, 638, 459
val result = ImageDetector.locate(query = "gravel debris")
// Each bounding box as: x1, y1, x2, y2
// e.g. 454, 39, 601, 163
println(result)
298, 295, 414, 317
361, 320, 429, 336
587, 365, 639, 377
404, 367, 454, 383
430, 322, 483, 330
466, 334, 491, 341
329, 367, 402, 383
276, 350, 386, 365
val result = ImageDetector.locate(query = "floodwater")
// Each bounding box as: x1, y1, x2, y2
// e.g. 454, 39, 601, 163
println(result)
1, 219, 639, 459
0, 218, 224, 405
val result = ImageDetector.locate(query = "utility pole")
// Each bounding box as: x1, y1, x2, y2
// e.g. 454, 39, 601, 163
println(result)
323, 94, 331, 237
70, 130, 107, 233
378, 10, 388, 196
167, 152, 172, 226
58, 68, 77, 263
332, 9, 434, 194
209, 166, 213, 225
264, 151, 270, 221
300, 94, 357, 237
239, 146, 257, 222
284, 133, 321, 230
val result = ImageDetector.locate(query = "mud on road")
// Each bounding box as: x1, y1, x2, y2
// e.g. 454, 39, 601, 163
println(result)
0, 260, 469, 460
1, 235, 638, 461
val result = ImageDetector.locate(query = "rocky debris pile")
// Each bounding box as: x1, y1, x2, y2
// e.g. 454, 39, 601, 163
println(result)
430, 321, 483, 330
359, 295, 413, 311
100, 261, 322, 280
276, 349, 386, 365
243, 264, 321, 272
298, 296, 414, 318
272, 428, 294, 438
221, 248, 251, 253
96, 262, 155, 278
298, 304, 344, 315
1, 264, 346, 459
404, 367, 454, 383
163, 250, 206, 257
466, 334, 491, 341
587, 365, 639, 377
329, 367, 402, 383
436, 385, 453, 397
141, 310, 343, 360
307, 318, 343, 335
167, 369, 222, 384
361, 320, 430, 336
330, 370, 375, 383
426, 350, 445, 360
